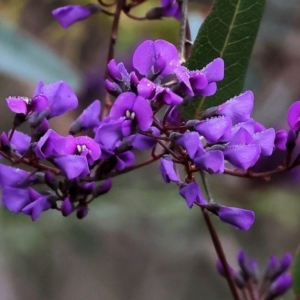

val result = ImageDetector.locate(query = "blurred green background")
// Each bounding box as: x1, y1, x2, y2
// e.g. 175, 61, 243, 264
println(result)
0, 0, 300, 299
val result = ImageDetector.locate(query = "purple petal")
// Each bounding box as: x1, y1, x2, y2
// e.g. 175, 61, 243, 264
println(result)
217, 206, 255, 230
109, 92, 136, 119
179, 181, 207, 208
6, 96, 29, 114
70, 100, 101, 133
0, 164, 33, 188
52, 4, 97, 28
159, 157, 179, 183
38, 81, 78, 118
200, 58, 225, 82
132, 96, 153, 131
61, 197, 74, 217
115, 151, 135, 170
35, 129, 68, 158
2, 187, 31, 213
193, 150, 225, 174
287, 101, 300, 131
230, 119, 255, 138
195, 116, 232, 143
131, 127, 160, 150
224, 144, 261, 169
196, 82, 217, 97
274, 130, 287, 150
54, 155, 90, 179
230, 127, 254, 145
10, 130, 31, 155
133, 40, 156, 75
155, 87, 183, 105
267, 273, 292, 299
22, 196, 52, 221
218, 91, 254, 124
75, 136, 101, 164
253, 128, 275, 156
137, 78, 156, 99
175, 132, 200, 159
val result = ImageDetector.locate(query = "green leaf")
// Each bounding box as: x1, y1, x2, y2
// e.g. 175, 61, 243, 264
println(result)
293, 246, 300, 296
184, 0, 266, 119
0, 22, 81, 90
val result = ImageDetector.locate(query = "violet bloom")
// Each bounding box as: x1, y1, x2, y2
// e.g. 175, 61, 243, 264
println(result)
109, 92, 153, 132
224, 128, 261, 169
69, 100, 101, 134
52, 4, 100, 28
9, 130, 31, 155
192, 58, 224, 96
33, 81, 78, 118
206, 203, 255, 230
195, 116, 232, 144
274, 130, 287, 150
34, 129, 67, 159
0, 164, 35, 188
130, 127, 160, 150
133, 40, 180, 77
252, 128, 275, 156
61, 197, 74, 217
218, 91, 254, 124
265, 273, 293, 300
172, 132, 200, 159
179, 181, 207, 208
95, 118, 131, 153
159, 156, 179, 183
193, 148, 225, 174
6, 81, 78, 119
21, 188, 53, 221
57, 135, 101, 165
287, 101, 300, 131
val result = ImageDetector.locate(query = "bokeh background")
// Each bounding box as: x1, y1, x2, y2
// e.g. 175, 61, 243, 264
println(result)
0, 0, 300, 299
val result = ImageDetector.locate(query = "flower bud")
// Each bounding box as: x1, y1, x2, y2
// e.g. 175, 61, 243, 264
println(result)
61, 197, 74, 217
76, 206, 88, 219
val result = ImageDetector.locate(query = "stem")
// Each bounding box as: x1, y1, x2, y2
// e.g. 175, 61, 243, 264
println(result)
200, 171, 240, 300
200, 171, 213, 202
201, 208, 240, 300
179, 0, 188, 63
102, 0, 124, 119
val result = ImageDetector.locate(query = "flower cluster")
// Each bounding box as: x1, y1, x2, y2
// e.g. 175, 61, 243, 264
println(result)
217, 250, 293, 300
52, 0, 181, 29
0, 38, 284, 226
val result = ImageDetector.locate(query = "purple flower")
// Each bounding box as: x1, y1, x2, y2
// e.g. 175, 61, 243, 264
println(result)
130, 127, 160, 150
57, 135, 101, 165
109, 92, 153, 131
115, 151, 135, 170
252, 128, 275, 156
224, 128, 261, 169
206, 203, 255, 230
34, 129, 67, 159
133, 40, 179, 77
195, 116, 232, 144
154, 86, 183, 105
33, 81, 78, 118
287, 101, 300, 131
95, 118, 131, 153
266, 273, 292, 300
0, 164, 35, 188
52, 4, 100, 28
61, 197, 74, 217
218, 91, 254, 124
137, 78, 156, 99
22, 188, 53, 221
69, 100, 101, 134
179, 181, 207, 208
54, 155, 90, 179
173, 132, 200, 159
274, 130, 287, 150
159, 156, 179, 183
2, 187, 32, 213
161, 0, 181, 20
9, 130, 31, 155
193, 148, 225, 174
